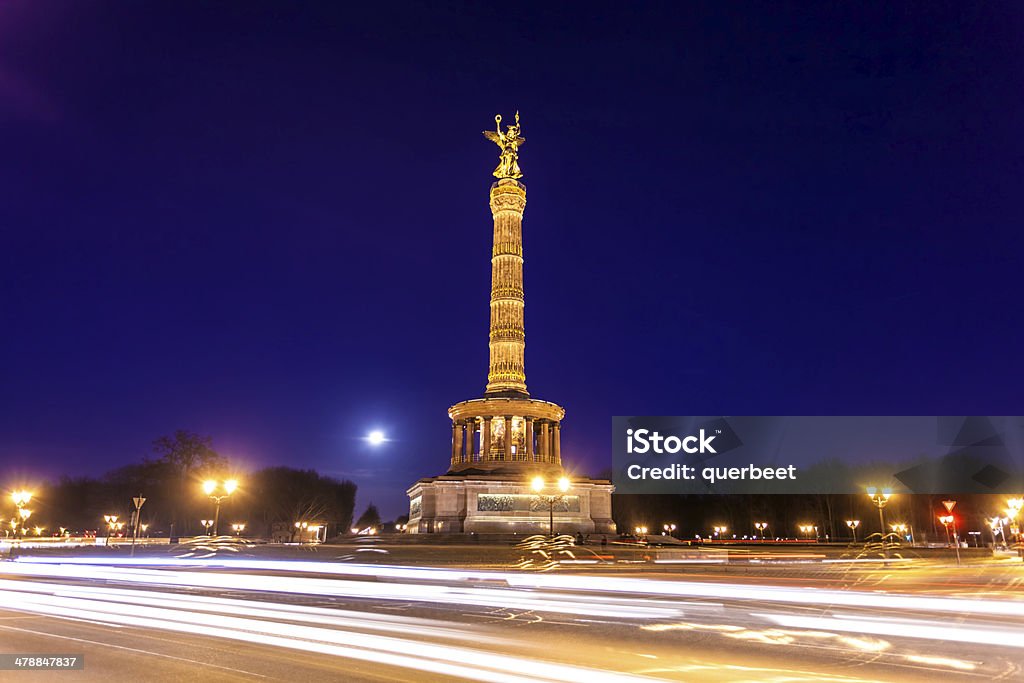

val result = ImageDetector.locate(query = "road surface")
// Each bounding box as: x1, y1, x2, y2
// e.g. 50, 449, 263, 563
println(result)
0, 553, 1022, 681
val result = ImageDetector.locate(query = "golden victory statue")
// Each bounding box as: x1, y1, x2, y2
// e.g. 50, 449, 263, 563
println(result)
483, 111, 525, 179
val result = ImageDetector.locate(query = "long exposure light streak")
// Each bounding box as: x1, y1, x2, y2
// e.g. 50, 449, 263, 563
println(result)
9, 556, 1024, 619
0, 586, 654, 683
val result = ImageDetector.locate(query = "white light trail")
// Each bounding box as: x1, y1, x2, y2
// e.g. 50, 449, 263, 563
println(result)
0, 586, 653, 683
12, 556, 1024, 619
754, 612, 1024, 649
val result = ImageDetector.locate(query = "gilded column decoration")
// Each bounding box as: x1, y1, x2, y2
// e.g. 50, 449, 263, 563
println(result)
483, 114, 529, 398
525, 417, 534, 461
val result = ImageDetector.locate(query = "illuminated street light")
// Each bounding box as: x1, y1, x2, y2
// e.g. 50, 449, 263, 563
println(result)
663, 523, 677, 537
712, 525, 727, 539
530, 476, 571, 538
845, 519, 860, 543
866, 487, 893, 559
989, 516, 1007, 548
103, 514, 119, 541
1006, 498, 1023, 545
9, 490, 33, 541
798, 524, 818, 541
201, 479, 239, 536
200, 519, 214, 534
938, 514, 954, 543
10, 490, 33, 507
754, 521, 768, 540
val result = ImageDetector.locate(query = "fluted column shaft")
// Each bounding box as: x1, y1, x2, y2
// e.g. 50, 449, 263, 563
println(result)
486, 180, 528, 397
452, 423, 462, 465
525, 417, 535, 461
482, 417, 492, 461
465, 419, 475, 462
552, 422, 561, 465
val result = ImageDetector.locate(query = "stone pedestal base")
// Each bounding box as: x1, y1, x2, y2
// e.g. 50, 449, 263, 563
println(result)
406, 474, 615, 535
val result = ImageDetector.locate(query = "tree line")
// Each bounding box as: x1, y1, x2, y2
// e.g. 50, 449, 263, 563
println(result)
15, 430, 359, 539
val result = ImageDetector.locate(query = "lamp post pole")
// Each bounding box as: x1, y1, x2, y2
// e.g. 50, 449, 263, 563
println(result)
202, 479, 239, 537
867, 488, 893, 559
531, 476, 570, 538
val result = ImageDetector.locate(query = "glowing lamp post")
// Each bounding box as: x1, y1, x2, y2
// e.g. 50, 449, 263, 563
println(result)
200, 519, 214, 535
231, 523, 246, 536
10, 491, 33, 540
712, 526, 727, 540
938, 515, 954, 545
530, 476, 570, 538
754, 522, 768, 540
798, 524, 817, 541
866, 487, 893, 558
1007, 498, 1023, 545
202, 479, 238, 537
663, 523, 677, 538
103, 515, 119, 540
845, 519, 860, 543
891, 523, 912, 546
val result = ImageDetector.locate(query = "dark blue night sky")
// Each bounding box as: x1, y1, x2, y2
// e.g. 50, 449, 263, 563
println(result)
2, 2, 1022, 517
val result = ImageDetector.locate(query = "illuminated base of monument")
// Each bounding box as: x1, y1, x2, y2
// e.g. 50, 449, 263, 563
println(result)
406, 473, 615, 535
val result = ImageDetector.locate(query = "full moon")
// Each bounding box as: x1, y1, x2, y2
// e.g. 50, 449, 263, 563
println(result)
367, 430, 386, 446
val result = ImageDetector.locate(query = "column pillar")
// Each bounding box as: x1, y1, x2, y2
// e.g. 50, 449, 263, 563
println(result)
465, 419, 475, 463
525, 417, 535, 462
539, 421, 549, 459
552, 422, 561, 464
452, 422, 462, 465
482, 417, 492, 461
503, 416, 513, 461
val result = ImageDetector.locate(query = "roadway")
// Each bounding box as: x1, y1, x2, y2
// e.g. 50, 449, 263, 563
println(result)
0, 551, 1022, 681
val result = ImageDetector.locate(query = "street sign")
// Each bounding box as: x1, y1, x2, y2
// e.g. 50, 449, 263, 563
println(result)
942, 500, 957, 512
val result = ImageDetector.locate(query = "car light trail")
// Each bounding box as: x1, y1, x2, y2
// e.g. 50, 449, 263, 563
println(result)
11, 556, 1024, 619
0, 587, 656, 682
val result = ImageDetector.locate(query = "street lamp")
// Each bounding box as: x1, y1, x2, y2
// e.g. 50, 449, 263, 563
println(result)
10, 491, 33, 540
200, 519, 214, 534
754, 522, 768, 540
938, 515, 954, 545
231, 523, 246, 536
103, 515, 119, 541
530, 475, 570, 538
712, 525, 727, 539
798, 524, 818, 541
866, 487, 893, 558
891, 523, 912, 545
202, 479, 239, 536
845, 519, 860, 543
1006, 498, 1023, 545
663, 523, 677, 537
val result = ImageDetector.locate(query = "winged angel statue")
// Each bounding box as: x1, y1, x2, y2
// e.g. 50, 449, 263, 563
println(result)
483, 112, 525, 179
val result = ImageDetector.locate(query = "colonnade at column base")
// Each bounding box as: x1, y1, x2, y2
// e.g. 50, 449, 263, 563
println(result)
447, 396, 566, 470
